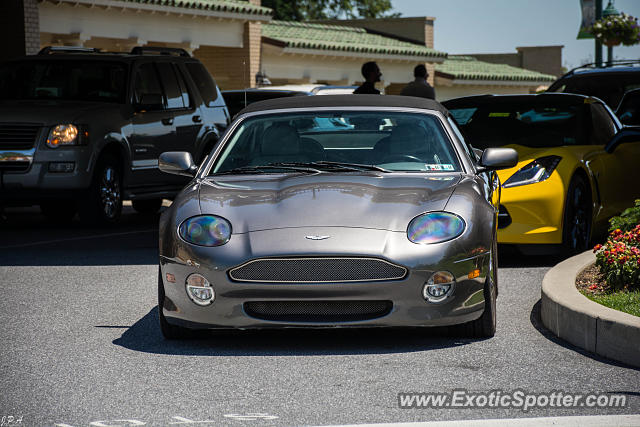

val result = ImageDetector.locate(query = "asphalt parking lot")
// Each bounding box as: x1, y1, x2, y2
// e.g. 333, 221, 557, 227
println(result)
0, 205, 639, 426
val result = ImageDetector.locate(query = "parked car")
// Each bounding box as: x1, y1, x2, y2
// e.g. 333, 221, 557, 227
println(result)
547, 60, 640, 110
0, 46, 229, 223
222, 89, 311, 118
443, 93, 640, 255
156, 95, 518, 339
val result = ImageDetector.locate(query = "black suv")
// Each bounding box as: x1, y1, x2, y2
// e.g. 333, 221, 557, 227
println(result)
547, 60, 640, 109
0, 46, 229, 223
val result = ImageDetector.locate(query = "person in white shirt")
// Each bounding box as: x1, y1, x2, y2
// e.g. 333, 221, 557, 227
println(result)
400, 64, 436, 100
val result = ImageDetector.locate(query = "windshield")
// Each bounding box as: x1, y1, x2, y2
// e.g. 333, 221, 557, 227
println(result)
210, 111, 461, 174
0, 60, 128, 103
448, 101, 587, 149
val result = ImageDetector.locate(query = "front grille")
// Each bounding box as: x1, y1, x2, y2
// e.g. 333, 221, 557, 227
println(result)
244, 300, 393, 322
498, 205, 512, 229
228, 257, 407, 283
0, 123, 42, 150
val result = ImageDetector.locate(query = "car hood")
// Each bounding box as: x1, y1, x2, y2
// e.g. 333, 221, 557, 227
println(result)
198, 173, 462, 233
0, 100, 117, 124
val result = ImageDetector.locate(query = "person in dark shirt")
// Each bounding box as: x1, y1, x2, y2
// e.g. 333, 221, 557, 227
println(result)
354, 61, 382, 94
400, 64, 436, 100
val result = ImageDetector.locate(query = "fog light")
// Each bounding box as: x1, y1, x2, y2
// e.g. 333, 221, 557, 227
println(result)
185, 273, 214, 306
423, 271, 455, 302
48, 162, 75, 173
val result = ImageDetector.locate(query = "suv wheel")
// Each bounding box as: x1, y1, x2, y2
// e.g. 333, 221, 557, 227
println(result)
132, 199, 163, 215
80, 155, 122, 225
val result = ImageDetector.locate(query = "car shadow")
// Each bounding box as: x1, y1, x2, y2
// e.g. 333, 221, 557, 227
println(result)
110, 307, 481, 356
0, 206, 160, 266
498, 245, 561, 268
529, 299, 639, 371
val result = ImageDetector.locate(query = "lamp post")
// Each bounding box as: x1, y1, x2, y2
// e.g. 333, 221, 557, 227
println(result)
602, 0, 620, 66
595, 0, 603, 67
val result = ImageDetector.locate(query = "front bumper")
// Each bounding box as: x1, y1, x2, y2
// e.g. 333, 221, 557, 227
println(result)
0, 146, 94, 201
497, 173, 565, 245
159, 227, 490, 329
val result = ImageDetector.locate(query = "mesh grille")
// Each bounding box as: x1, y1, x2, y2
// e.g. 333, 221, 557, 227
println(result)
244, 300, 393, 322
0, 123, 41, 150
229, 257, 407, 283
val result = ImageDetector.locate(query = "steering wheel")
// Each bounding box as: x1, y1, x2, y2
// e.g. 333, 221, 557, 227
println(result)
381, 154, 423, 163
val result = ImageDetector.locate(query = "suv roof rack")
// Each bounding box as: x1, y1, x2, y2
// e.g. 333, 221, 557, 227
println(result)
38, 46, 102, 55
562, 59, 640, 77
130, 46, 191, 57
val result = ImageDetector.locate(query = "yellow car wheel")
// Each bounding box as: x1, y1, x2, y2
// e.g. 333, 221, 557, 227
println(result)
562, 173, 592, 255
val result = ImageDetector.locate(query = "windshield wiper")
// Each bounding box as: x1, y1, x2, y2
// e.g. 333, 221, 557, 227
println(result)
212, 164, 320, 175
311, 161, 390, 172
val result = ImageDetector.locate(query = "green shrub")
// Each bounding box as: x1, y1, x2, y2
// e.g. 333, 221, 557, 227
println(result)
609, 199, 640, 233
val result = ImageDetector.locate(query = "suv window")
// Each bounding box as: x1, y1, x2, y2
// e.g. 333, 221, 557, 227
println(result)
186, 62, 219, 107
174, 65, 192, 108
134, 63, 163, 105
156, 62, 185, 109
0, 60, 127, 103
550, 74, 640, 108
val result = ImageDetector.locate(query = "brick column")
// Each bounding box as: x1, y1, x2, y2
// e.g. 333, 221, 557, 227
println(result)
0, 0, 40, 61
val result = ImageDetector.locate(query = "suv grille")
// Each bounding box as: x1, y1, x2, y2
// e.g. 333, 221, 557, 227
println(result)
228, 257, 407, 283
0, 123, 42, 150
244, 300, 393, 322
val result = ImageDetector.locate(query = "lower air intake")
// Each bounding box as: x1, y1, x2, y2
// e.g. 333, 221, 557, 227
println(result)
244, 300, 393, 322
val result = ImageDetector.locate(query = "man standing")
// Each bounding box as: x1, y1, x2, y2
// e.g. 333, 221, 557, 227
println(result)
400, 64, 436, 100
354, 62, 382, 94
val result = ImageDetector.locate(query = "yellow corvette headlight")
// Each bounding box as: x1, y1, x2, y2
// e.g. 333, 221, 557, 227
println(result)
503, 155, 561, 188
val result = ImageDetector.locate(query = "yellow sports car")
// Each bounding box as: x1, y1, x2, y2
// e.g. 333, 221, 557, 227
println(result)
444, 94, 640, 254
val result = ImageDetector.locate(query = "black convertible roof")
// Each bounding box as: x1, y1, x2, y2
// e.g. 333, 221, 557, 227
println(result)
238, 94, 448, 115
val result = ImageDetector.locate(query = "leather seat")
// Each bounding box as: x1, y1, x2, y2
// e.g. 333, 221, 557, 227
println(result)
251, 124, 311, 166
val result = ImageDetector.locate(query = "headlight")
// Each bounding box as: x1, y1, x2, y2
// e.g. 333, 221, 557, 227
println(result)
179, 215, 231, 246
46, 124, 78, 148
502, 155, 561, 188
407, 212, 465, 244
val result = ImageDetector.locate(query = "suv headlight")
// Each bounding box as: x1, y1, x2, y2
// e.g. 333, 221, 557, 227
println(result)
46, 124, 88, 148
407, 212, 465, 244
179, 215, 232, 246
502, 155, 561, 188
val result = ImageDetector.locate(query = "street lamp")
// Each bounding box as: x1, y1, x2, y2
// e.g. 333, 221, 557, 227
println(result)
602, 0, 620, 66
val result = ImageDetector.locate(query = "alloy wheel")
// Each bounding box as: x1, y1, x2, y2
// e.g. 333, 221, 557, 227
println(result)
100, 166, 121, 219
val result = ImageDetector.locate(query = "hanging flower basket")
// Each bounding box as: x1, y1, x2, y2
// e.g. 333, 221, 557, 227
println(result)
604, 38, 621, 47
591, 12, 640, 47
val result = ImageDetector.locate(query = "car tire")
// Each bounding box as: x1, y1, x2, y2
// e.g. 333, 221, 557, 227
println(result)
132, 199, 163, 215
466, 239, 497, 338
158, 267, 189, 340
562, 174, 592, 256
40, 202, 77, 222
79, 154, 123, 225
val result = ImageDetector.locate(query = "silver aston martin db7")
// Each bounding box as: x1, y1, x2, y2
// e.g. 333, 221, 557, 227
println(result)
157, 95, 517, 339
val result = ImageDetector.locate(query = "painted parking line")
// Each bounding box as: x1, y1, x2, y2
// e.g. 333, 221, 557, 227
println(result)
316, 414, 640, 427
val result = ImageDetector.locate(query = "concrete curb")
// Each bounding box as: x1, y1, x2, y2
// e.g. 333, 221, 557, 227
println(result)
541, 250, 640, 368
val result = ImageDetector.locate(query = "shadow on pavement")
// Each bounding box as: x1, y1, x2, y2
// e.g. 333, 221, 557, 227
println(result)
498, 245, 562, 268
0, 206, 159, 266
529, 299, 639, 372
111, 307, 481, 356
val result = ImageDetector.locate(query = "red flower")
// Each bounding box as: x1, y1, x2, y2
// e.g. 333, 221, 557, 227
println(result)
588, 284, 598, 290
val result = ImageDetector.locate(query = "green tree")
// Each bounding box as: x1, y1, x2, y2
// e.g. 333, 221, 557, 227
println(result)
262, 0, 400, 21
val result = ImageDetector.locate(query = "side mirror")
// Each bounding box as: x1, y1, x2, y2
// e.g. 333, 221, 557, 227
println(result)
136, 93, 164, 112
605, 126, 640, 153
159, 151, 197, 177
478, 147, 518, 171
616, 89, 640, 126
